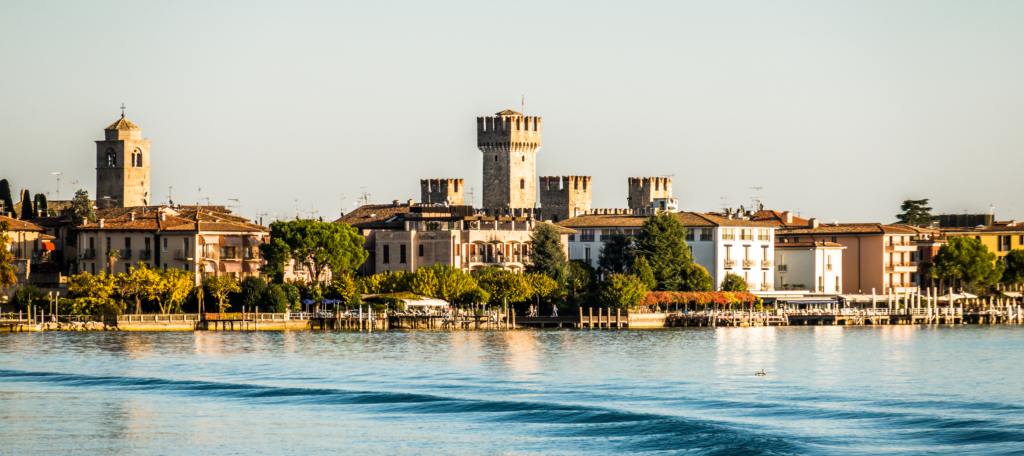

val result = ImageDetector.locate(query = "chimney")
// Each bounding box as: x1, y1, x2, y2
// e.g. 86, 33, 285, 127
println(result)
808, 218, 819, 229
408, 199, 414, 207
782, 211, 793, 224
98, 219, 104, 229
129, 212, 135, 221
726, 209, 733, 220
159, 213, 166, 221
392, 200, 400, 206
82, 217, 88, 225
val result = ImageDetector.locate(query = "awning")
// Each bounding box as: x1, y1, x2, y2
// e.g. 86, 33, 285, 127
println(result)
243, 261, 264, 273
201, 261, 217, 273
245, 236, 264, 247
219, 261, 242, 273
402, 298, 449, 307
41, 241, 55, 251
220, 236, 243, 247
1004, 292, 1022, 298
201, 235, 219, 245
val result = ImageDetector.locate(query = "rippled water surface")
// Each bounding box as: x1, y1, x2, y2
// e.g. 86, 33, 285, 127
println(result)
1, 326, 1023, 455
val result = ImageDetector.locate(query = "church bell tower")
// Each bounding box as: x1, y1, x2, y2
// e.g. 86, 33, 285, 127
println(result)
95, 110, 151, 208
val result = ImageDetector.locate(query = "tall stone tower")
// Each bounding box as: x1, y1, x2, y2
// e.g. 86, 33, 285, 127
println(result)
539, 176, 592, 222
477, 110, 541, 216
420, 179, 464, 205
627, 177, 672, 209
96, 113, 151, 208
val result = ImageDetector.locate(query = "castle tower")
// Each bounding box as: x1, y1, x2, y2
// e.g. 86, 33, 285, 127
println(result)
420, 178, 464, 205
477, 110, 541, 215
539, 176, 592, 223
627, 177, 672, 209
96, 113, 151, 208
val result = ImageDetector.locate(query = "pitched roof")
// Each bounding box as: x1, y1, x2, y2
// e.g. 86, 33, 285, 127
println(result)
777, 223, 917, 235
105, 116, 141, 131
496, 109, 522, 116
555, 212, 778, 229
0, 215, 45, 232
890, 224, 942, 235
77, 211, 267, 233
774, 241, 845, 248
536, 221, 576, 235
943, 224, 1024, 233
334, 204, 412, 230
750, 209, 810, 227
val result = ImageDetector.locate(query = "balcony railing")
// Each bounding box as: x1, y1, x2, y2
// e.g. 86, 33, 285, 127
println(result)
579, 235, 595, 242
826, 264, 833, 271
174, 250, 193, 260
724, 259, 737, 267
699, 233, 713, 241
778, 264, 788, 272
139, 250, 152, 260
761, 260, 772, 268
761, 283, 774, 291
120, 248, 132, 259
468, 254, 527, 264
79, 249, 96, 259
885, 261, 918, 272
742, 259, 756, 268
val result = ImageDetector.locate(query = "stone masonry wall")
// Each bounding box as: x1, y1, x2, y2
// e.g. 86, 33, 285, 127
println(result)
478, 112, 541, 212
627, 177, 672, 209
539, 176, 592, 222
420, 179, 464, 205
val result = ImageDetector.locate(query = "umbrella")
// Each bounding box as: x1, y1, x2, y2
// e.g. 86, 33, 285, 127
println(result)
301, 299, 315, 305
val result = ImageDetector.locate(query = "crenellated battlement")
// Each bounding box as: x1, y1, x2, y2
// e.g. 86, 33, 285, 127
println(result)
479, 109, 541, 212
627, 177, 673, 209
539, 176, 592, 222
420, 178, 464, 205
477, 110, 542, 152
539, 176, 591, 193
585, 207, 659, 216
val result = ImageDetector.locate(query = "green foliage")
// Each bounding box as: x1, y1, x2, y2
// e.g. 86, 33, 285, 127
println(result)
58, 297, 123, 316
565, 260, 596, 294
473, 268, 532, 304
681, 264, 714, 292
33, 194, 47, 218
598, 232, 635, 273
19, 189, 33, 220
635, 212, 692, 290
359, 271, 412, 294
465, 287, 490, 304
204, 275, 240, 313
0, 221, 17, 294
262, 284, 289, 313
600, 274, 647, 310
895, 199, 937, 226
257, 238, 290, 283
629, 256, 657, 290
11, 284, 47, 311
527, 223, 568, 279
71, 189, 97, 225
720, 273, 748, 292
327, 273, 358, 301
410, 264, 478, 302
346, 292, 363, 309
0, 179, 14, 217
1002, 250, 1024, 286
238, 276, 267, 310
933, 237, 1004, 291
68, 270, 117, 300
526, 273, 558, 299
281, 282, 301, 306
260, 220, 368, 283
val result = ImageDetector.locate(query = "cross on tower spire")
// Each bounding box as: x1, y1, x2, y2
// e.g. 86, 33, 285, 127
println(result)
120, 103, 126, 118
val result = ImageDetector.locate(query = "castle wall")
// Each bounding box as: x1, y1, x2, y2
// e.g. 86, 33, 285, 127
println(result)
420, 179, 464, 205
627, 177, 672, 209
539, 176, 592, 223
478, 113, 541, 211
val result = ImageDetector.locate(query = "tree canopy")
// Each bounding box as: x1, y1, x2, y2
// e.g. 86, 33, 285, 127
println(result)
33, 193, 48, 217
600, 274, 647, 310
565, 260, 597, 294
598, 232, 635, 274
527, 223, 567, 279
933, 237, 1003, 291
0, 179, 14, 217
896, 199, 937, 226
720, 273, 748, 292
19, 189, 33, 220
0, 221, 17, 297
1002, 250, 1024, 287
260, 220, 368, 283
681, 264, 714, 292
629, 256, 656, 291
635, 212, 692, 290
71, 189, 97, 225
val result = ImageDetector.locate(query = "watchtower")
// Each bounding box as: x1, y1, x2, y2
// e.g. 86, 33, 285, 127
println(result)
539, 176, 592, 223
627, 177, 672, 209
96, 112, 151, 208
477, 110, 541, 215
420, 179, 464, 205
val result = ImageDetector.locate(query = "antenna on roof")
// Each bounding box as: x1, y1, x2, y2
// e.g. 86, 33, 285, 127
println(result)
750, 187, 763, 210
467, 187, 475, 207
197, 187, 202, 206
295, 199, 300, 220
338, 193, 346, 217
720, 197, 729, 212
227, 198, 242, 215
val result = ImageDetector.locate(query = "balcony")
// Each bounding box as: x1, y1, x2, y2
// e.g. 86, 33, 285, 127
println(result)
579, 235, 596, 243
826, 264, 833, 271
79, 249, 96, 259
139, 250, 152, 260
778, 264, 788, 272
742, 259, 756, 268
761, 260, 772, 268
885, 261, 918, 272
174, 250, 193, 261
120, 248, 132, 260
886, 283, 918, 292
468, 254, 528, 265
761, 283, 774, 291
885, 241, 916, 252
699, 233, 713, 241
724, 259, 737, 268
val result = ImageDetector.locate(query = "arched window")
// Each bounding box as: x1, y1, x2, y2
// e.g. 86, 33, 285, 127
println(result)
106, 150, 116, 167
134, 149, 143, 167
520, 178, 525, 189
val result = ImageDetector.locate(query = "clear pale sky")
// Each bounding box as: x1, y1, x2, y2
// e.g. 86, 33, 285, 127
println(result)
2, 1, 1023, 223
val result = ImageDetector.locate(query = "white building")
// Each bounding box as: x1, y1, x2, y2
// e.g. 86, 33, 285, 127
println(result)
774, 240, 845, 293
556, 209, 777, 291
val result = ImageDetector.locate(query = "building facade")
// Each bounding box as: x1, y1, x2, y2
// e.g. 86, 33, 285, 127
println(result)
538, 175, 592, 223
96, 114, 151, 208
774, 240, 845, 293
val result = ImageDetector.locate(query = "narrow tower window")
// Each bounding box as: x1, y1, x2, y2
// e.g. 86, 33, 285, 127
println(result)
520, 179, 525, 189
494, 155, 498, 161
107, 150, 116, 167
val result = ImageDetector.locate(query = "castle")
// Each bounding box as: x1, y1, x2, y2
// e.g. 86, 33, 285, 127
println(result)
419, 109, 673, 221
96, 112, 150, 208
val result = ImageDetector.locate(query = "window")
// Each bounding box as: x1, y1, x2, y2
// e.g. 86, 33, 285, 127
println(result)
569, 234, 576, 242
585, 247, 592, 264
520, 179, 525, 189
762, 246, 769, 261
383, 245, 390, 263
740, 229, 753, 241
399, 245, 407, 263
792, 237, 799, 242
163, 238, 168, 252
685, 228, 694, 241
780, 254, 786, 265
700, 229, 713, 241
89, 237, 95, 250
184, 264, 189, 272
725, 246, 732, 261
125, 264, 130, 274
580, 229, 595, 242
418, 245, 424, 257
182, 238, 188, 255
758, 229, 769, 241
106, 150, 116, 167
245, 247, 254, 259
494, 155, 498, 161
124, 237, 130, 249
744, 246, 751, 260
91, 263, 95, 274
722, 229, 735, 241
780, 276, 786, 286
836, 276, 840, 291
163, 263, 168, 271
831, 237, 837, 243
144, 238, 151, 252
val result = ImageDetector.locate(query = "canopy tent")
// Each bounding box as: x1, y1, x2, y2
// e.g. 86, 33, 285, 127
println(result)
200, 235, 219, 245
402, 298, 449, 309
938, 293, 978, 301
1004, 292, 1022, 298
219, 261, 242, 273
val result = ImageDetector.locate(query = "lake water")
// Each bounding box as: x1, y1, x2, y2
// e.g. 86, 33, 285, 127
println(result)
1, 326, 1023, 455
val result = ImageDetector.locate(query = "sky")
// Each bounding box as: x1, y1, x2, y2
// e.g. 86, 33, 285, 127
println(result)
2, 0, 1023, 224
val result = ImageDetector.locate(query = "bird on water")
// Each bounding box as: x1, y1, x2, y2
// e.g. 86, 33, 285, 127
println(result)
755, 369, 766, 376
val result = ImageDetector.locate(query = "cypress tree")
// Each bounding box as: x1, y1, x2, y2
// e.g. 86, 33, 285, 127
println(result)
34, 194, 48, 217
0, 179, 13, 217
635, 212, 693, 290
19, 190, 33, 220
527, 223, 568, 280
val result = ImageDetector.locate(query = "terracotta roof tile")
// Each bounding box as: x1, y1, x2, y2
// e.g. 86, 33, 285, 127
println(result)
556, 212, 777, 228
774, 241, 845, 248
750, 209, 810, 227
334, 204, 411, 229
0, 215, 45, 232
778, 223, 917, 235
105, 116, 141, 131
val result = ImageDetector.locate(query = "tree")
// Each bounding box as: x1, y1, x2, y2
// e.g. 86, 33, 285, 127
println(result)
598, 232, 635, 274
600, 274, 647, 310
238, 276, 268, 311
141, 268, 193, 314
0, 221, 17, 299
1002, 250, 1024, 287
33, 194, 47, 218
565, 260, 596, 295
71, 189, 97, 225
681, 264, 714, 292
58, 297, 123, 316
527, 223, 568, 279
473, 268, 532, 305
720, 273, 748, 292
19, 189, 33, 220
0, 179, 14, 217
896, 199, 937, 226
629, 256, 656, 290
261, 220, 368, 283
327, 273, 359, 301
635, 212, 692, 290
68, 270, 117, 300
204, 275, 240, 313
527, 273, 558, 299
465, 287, 490, 305
106, 249, 118, 275
257, 238, 290, 283
262, 284, 289, 313
10, 284, 47, 312
933, 237, 1003, 292
281, 282, 301, 309
116, 264, 148, 314
411, 265, 478, 302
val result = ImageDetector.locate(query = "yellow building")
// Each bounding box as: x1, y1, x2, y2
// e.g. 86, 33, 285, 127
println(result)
943, 223, 1024, 261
